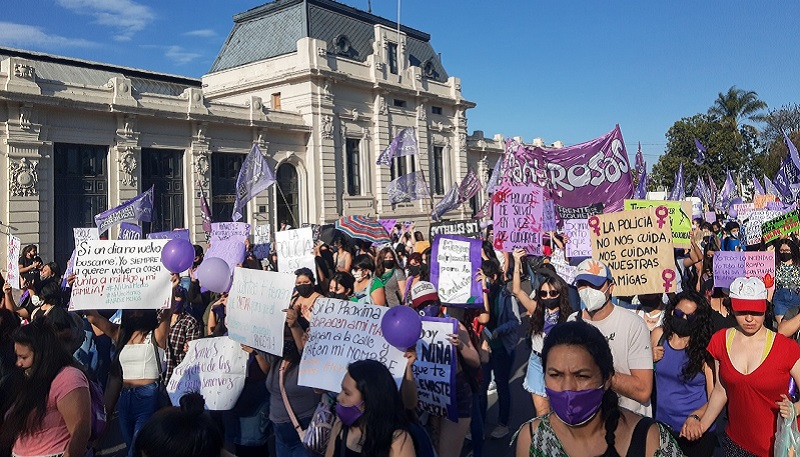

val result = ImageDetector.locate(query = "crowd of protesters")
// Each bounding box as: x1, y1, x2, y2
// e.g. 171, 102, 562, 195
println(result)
3, 213, 800, 457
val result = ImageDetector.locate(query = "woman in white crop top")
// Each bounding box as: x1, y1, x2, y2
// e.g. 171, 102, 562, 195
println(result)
87, 305, 171, 457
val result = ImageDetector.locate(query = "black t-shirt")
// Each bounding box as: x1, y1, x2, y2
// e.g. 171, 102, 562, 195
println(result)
18, 255, 39, 284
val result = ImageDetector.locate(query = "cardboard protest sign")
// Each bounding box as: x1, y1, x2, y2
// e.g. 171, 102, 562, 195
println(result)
564, 219, 592, 258
413, 317, 458, 422
430, 235, 483, 307
429, 220, 482, 240
147, 229, 190, 241
274, 227, 315, 274
253, 224, 271, 259
624, 200, 693, 247
733, 203, 757, 221
754, 194, 778, 209
118, 223, 142, 240
211, 222, 251, 242
588, 206, 676, 295
298, 298, 407, 393
226, 268, 295, 356
762, 210, 800, 243
742, 210, 782, 245
206, 239, 246, 274
69, 239, 172, 310
167, 336, 248, 410
491, 184, 544, 255
550, 248, 577, 284
7, 235, 20, 289
713, 251, 775, 289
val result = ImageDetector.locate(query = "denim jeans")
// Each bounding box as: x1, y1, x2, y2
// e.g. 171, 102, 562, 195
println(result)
481, 346, 515, 426
469, 394, 485, 457
118, 382, 160, 457
273, 417, 312, 457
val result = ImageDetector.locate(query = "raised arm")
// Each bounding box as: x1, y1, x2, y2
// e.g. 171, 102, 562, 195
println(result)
511, 249, 536, 315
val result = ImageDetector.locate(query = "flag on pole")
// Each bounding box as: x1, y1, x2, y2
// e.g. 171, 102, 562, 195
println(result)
668, 163, 685, 201
431, 185, 459, 220
634, 169, 648, 199
387, 171, 430, 207
774, 154, 800, 203
691, 177, 707, 204
94, 185, 154, 234
457, 168, 482, 204
784, 133, 800, 171
707, 173, 719, 209
718, 170, 735, 210
764, 175, 780, 197
752, 175, 765, 196
199, 182, 213, 233
634, 142, 645, 177
232, 144, 276, 222
693, 138, 706, 165
376, 127, 418, 166
473, 197, 492, 220
485, 156, 503, 194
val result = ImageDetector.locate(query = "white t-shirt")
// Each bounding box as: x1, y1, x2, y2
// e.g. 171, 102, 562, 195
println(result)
568, 305, 653, 417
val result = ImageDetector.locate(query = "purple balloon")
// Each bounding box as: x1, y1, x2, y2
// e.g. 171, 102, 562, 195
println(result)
160, 238, 195, 273
196, 257, 232, 293
381, 305, 423, 350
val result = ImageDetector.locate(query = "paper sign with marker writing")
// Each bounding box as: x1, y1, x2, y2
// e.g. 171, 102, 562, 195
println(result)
550, 248, 577, 284
298, 298, 407, 393
713, 251, 775, 289
253, 224, 271, 259
761, 210, 800, 243
588, 207, 676, 296
206, 239, 246, 274
733, 203, 757, 221
69, 239, 172, 310
754, 194, 777, 209
414, 317, 458, 422
226, 268, 294, 357
7, 235, 20, 289
564, 219, 592, 258
430, 235, 483, 307
166, 336, 248, 410
211, 222, 251, 243
491, 184, 544, 255
274, 227, 315, 274
64, 228, 101, 280
624, 200, 693, 247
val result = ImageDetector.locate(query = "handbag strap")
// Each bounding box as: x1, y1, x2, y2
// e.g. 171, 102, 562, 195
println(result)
279, 363, 303, 434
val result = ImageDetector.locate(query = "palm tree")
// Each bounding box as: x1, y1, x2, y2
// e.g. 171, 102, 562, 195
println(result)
708, 86, 767, 130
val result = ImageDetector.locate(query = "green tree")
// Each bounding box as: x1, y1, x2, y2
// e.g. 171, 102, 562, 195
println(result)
759, 104, 800, 178
708, 85, 768, 130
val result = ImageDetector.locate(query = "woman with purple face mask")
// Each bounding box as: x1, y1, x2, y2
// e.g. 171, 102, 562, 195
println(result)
325, 359, 414, 457
514, 321, 681, 457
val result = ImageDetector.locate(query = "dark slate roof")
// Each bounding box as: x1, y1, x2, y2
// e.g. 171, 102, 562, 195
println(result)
209, 0, 449, 82
0, 47, 200, 96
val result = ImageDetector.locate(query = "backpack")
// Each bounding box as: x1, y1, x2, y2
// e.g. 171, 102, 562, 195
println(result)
87, 377, 108, 442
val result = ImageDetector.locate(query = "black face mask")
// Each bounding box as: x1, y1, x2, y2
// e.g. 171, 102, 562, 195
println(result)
328, 292, 349, 300
671, 317, 693, 337
295, 284, 314, 298
382, 260, 395, 270
541, 298, 560, 310
407, 265, 421, 277
781, 252, 794, 263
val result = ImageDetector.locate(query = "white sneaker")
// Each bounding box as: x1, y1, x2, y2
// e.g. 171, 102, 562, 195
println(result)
487, 380, 497, 394
490, 424, 509, 439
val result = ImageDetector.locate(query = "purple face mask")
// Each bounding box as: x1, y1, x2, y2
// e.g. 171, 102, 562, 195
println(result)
545, 386, 605, 426
335, 401, 364, 427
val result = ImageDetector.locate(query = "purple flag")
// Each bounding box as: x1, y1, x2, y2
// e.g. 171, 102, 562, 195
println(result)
473, 198, 492, 220
502, 125, 633, 213
774, 155, 798, 202
691, 177, 706, 204
707, 173, 719, 209
431, 185, 459, 220
94, 185, 154, 234
387, 171, 430, 206
635, 142, 645, 177
693, 138, 706, 165
118, 222, 142, 240
784, 133, 800, 171
718, 170, 735, 210
199, 182, 212, 233
233, 144, 276, 222
376, 127, 418, 166
668, 163, 685, 201
764, 175, 781, 197
457, 168, 482, 204
752, 174, 765, 196
634, 169, 648, 199
485, 156, 503, 194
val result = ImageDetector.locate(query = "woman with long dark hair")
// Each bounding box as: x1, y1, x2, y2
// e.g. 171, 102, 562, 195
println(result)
375, 247, 407, 307
651, 290, 717, 456
511, 248, 571, 416
515, 321, 681, 456
351, 254, 386, 306
292, 267, 323, 320
325, 359, 415, 457
0, 320, 91, 457
770, 238, 800, 322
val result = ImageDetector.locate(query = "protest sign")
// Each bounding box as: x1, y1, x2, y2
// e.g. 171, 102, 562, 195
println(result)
564, 219, 592, 258
298, 298, 407, 393
713, 251, 775, 289
403, 221, 414, 232
430, 235, 483, 307
691, 199, 703, 217
253, 224, 271, 259
211, 222, 251, 242
429, 220, 482, 241
754, 194, 778, 209
206, 239, 246, 274
300, 223, 323, 242
118, 223, 142, 240
588, 206, 676, 295
147, 229, 190, 241
491, 184, 544, 255
69, 239, 172, 310
64, 228, 101, 281
274, 227, 315, 274
166, 336, 248, 410
742, 210, 782, 245
413, 317, 458, 422
379, 219, 398, 235
542, 199, 558, 232
7, 235, 20, 289
226, 268, 294, 356
762, 210, 800, 243
624, 200, 693, 247
705, 211, 717, 224
733, 203, 757, 221
550, 248, 577, 284
557, 203, 604, 220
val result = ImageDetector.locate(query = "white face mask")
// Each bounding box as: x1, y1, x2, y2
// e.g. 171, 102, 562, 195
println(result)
579, 287, 608, 312
353, 270, 365, 282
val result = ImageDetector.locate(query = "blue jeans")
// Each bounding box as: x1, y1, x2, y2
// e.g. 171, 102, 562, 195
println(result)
273, 417, 312, 457
469, 394, 485, 457
773, 288, 800, 316
481, 346, 515, 426
118, 382, 160, 457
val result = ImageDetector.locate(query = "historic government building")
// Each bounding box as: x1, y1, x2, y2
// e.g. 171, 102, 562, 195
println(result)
0, 0, 514, 267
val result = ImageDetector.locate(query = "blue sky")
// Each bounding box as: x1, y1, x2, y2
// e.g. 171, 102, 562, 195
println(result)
3, 0, 799, 167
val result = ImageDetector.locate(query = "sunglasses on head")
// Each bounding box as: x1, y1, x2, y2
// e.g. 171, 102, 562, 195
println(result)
673, 308, 696, 321
538, 290, 560, 298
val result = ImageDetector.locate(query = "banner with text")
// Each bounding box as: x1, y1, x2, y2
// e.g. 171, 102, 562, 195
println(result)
430, 235, 483, 307
564, 219, 592, 258
624, 200, 693, 247
211, 222, 251, 243
491, 184, 544, 255
274, 227, 315, 274
147, 229, 190, 241
429, 220, 482, 240
713, 251, 775, 289
762, 210, 800, 243
118, 223, 142, 240
414, 317, 458, 422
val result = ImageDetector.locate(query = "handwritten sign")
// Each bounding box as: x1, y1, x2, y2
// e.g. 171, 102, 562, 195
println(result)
64, 228, 101, 280
542, 199, 558, 232
624, 200, 693, 248
69, 240, 172, 310
429, 220, 482, 240
206, 239, 246, 274
550, 248, 577, 284
713, 251, 775, 289
7, 235, 20, 289
147, 229, 190, 241
492, 184, 544, 255
274, 227, 315, 274
298, 298, 407, 393
430, 235, 483, 307
166, 336, 248, 410
414, 317, 458, 422
253, 224, 271, 259
754, 194, 778, 209
379, 219, 398, 235
211, 222, 251, 242
564, 219, 592, 258
226, 268, 295, 356
588, 207, 676, 296
762, 210, 800, 243
118, 223, 142, 240
733, 203, 757, 221
742, 210, 782, 245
